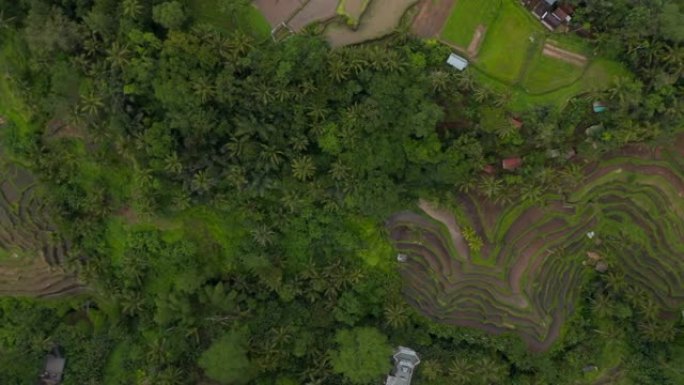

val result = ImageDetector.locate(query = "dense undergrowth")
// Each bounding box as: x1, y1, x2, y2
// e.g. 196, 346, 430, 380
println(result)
0, 0, 682, 385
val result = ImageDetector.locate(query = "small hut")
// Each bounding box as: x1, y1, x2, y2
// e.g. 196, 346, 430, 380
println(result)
592, 101, 608, 113
502, 157, 522, 171
40, 347, 66, 385
446, 53, 469, 71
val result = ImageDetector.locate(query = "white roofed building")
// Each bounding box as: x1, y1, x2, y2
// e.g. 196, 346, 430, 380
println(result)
386, 346, 421, 385
446, 53, 469, 71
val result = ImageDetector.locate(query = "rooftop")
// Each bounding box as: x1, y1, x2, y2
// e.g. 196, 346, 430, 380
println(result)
386, 347, 420, 385
446, 53, 469, 71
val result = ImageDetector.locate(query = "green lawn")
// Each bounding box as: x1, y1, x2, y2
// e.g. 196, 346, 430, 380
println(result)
476, 0, 541, 84
189, 0, 270, 39
440, 0, 629, 111
521, 53, 585, 93
441, 0, 502, 47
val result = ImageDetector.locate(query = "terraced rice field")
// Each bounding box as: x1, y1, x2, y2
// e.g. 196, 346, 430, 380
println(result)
0, 161, 82, 297
325, 0, 419, 47
388, 140, 684, 351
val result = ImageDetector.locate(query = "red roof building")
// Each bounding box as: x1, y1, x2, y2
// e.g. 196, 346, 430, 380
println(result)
483, 164, 496, 174
509, 117, 523, 129
502, 157, 523, 171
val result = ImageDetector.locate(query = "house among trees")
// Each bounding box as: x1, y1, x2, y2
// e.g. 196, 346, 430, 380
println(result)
502, 157, 523, 171
593, 101, 608, 113
446, 53, 469, 71
385, 347, 421, 385
39, 347, 66, 385
522, 0, 573, 31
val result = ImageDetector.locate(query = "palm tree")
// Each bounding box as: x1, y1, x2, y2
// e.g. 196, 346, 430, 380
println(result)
493, 90, 512, 108
307, 104, 329, 123
192, 76, 215, 103
291, 156, 316, 181
420, 359, 444, 382
520, 183, 545, 205
638, 298, 660, 321
430, 70, 451, 94
604, 270, 627, 294
609, 76, 642, 108
122, 0, 143, 19
384, 302, 409, 328
456, 72, 476, 91
289, 135, 309, 153
329, 58, 350, 82
329, 160, 350, 182
106, 41, 130, 70
475, 355, 508, 384
228, 30, 253, 56
171, 190, 191, 211
191, 170, 214, 194
259, 144, 284, 170
250, 224, 275, 246
474, 87, 491, 103
591, 293, 613, 319
226, 165, 247, 190
449, 357, 474, 385
478, 175, 503, 199
80, 91, 104, 116
561, 164, 585, 190
280, 190, 301, 213
163, 152, 183, 174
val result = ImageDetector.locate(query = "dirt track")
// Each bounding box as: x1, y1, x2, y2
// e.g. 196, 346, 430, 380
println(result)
411, 0, 456, 38
467, 25, 486, 57
542, 43, 587, 67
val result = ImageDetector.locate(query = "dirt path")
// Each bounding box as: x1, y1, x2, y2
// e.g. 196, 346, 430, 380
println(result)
411, 0, 456, 38
418, 199, 471, 260
467, 25, 487, 57
542, 43, 587, 67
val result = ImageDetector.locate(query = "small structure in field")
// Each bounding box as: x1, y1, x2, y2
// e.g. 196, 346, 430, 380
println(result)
397, 253, 408, 262
271, 22, 294, 42
40, 347, 66, 385
386, 347, 421, 385
593, 101, 608, 113
446, 53, 469, 71
502, 157, 523, 171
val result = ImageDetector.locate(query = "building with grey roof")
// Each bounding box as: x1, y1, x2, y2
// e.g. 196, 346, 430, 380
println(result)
385, 347, 420, 385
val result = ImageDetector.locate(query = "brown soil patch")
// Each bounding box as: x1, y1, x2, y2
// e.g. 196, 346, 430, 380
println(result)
418, 199, 471, 260
288, 0, 338, 31
411, 0, 456, 38
542, 44, 587, 67
467, 24, 486, 57
254, 0, 305, 27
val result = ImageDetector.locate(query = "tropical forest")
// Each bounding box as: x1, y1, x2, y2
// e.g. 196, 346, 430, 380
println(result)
0, 0, 683, 384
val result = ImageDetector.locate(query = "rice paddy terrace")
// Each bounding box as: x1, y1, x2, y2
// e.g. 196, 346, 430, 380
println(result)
0, 160, 82, 298
388, 139, 684, 351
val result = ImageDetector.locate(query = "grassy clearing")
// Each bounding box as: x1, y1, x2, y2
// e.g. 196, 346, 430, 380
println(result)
190, 0, 270, 39
476, 0, 539, 83
438, 0, 628, 110
440, 0, 502, 47
521, 53, 585, 93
